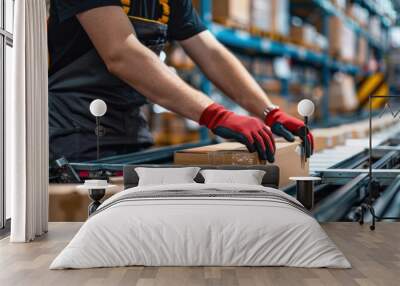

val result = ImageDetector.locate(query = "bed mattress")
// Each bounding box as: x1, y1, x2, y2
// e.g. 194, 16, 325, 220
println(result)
50, 183, 351, 269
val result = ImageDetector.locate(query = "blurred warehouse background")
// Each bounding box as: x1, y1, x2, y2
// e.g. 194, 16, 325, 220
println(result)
144, 0, 400, 148
37, 0, 400, 149
3, 1, 400, 222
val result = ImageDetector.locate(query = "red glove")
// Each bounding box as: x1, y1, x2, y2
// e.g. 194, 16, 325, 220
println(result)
264, 109, 314, 157
200, 103, 275, 162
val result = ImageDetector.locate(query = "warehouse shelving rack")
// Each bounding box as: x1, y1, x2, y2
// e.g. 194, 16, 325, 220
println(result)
353, 0, 393, 28
196, 0, 391, 138
312, 0, 387, 50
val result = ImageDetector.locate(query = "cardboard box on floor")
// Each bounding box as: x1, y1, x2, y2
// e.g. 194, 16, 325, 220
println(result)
174, 141, 309, 188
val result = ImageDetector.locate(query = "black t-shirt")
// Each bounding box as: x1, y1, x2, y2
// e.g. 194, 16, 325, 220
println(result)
48, 0, 206, 75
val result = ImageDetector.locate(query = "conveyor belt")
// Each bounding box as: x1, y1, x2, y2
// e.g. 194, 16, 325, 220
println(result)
302, 123, 400, 222
310, 123, 400, 173
50, 140, 215, 183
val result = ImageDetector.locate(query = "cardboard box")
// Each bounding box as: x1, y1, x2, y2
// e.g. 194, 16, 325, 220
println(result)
329, 16, 355, 62
251, 0, 289, 35
290, 21, 316, 46
49, 178, 124, 222
356, 37, 368, 66
348, 122, 369, 139
252, 59, 274, 76
273, 140, 309, 187
174, 141, 309, 188
168, 45, 195, 70
331, 0, 347, 10
153, 113, 200, 146
290, 17, 327, 52
175, 142, 261, 165
369, 16, 381, 42
290, 24, 306, 44
312, 128, 347, 152
213, 0, 251, 27
329, 73, 358, 112
260, 80, 281, 94
346, 3, 369, 27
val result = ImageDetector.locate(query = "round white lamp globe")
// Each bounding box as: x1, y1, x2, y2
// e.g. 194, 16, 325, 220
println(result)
160, 51, 167, 62
90, 99, 107, 117
297, 99, 315, 117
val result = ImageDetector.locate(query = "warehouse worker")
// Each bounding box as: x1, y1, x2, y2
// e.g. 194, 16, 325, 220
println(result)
48, 0, 313, 162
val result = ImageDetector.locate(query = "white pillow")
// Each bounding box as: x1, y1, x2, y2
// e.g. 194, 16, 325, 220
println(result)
200, 169, 266, 185
135, 167, 200, 186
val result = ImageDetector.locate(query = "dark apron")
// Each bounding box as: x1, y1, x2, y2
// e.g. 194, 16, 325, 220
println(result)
49, 18, 167, 162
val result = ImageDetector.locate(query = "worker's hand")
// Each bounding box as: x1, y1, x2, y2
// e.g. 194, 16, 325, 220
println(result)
264, 109, 314, 157
200, 103, 276, 162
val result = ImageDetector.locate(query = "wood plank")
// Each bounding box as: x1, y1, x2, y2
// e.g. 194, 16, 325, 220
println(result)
0, 222, 399, 286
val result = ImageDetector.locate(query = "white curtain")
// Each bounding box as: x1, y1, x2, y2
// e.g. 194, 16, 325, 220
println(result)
7, 0, 49, 242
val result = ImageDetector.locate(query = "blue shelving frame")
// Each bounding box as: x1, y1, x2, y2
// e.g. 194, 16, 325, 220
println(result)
209, 23, 360, 74
312, 0, 388, 50
196, 0, 390, 127
353, 0, 393, 28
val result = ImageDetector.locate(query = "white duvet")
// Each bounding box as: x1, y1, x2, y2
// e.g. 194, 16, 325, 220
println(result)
50, 183, 351, 269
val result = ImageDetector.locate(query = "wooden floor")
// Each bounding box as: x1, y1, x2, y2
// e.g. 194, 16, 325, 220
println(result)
0, 222, 399, 286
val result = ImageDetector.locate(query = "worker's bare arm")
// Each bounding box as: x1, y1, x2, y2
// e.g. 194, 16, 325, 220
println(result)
180, 31, 274, 118
76, 6, 212, 122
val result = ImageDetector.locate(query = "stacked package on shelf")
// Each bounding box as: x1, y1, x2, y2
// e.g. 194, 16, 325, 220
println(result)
346, 3, 369, 28
152, 112, 200, 146
330, 2, 370, 66
290, 17, 315, 46
250, 0, 289, 36
314, 32, 329, 53
369, 16, 382, 43
328, 73, 358, 113
331, 0, 347, 10
168, 45, 195, 70
356, 37, 368, 66
252, 59, 274, 77
290, 17, 327, 52
212, 0, 251, 28
259, 80, 282, 95
329, 16, 356, 63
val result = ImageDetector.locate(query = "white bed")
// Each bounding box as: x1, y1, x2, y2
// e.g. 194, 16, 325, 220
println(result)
50, 183, 351, 269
